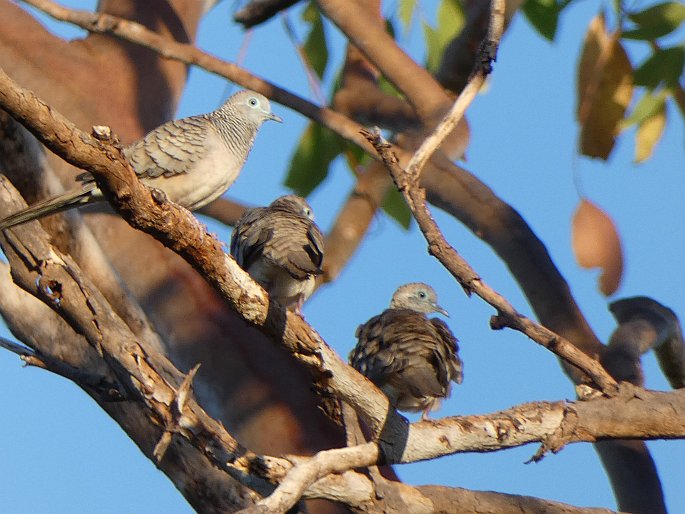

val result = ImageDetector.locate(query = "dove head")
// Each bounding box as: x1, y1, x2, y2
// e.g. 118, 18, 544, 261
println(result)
390, 283, 449, 317
224, 90, 282, 125
270, 195, 315, 220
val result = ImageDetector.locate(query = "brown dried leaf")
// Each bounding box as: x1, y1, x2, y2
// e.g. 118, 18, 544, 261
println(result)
577, 14, 634, 159
572, 199, 624, 296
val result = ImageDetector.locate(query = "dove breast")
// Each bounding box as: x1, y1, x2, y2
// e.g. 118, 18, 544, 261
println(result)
351, 308, 462, 413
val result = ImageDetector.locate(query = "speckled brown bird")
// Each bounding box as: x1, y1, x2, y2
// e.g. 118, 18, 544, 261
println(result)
230, 194, 324, 312
349, 283, 463, 418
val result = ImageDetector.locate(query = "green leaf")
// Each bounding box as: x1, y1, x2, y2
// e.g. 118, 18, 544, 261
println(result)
377, 75, 402, 98
437, 0, 465, 37
342, 140, 369, 172
620, 90, 667, 129
422, 0, 465, 72
385, 17, 396, 39
635, 100, 666, 163
423, 21, 442, 72
381, 187, 412, 230
623, 2, 685, 40
634, 45, 685, 89
285, 122, 343, 196
522, 0, 561, 40
399, 0, 418, 31
302, 2, 328, 79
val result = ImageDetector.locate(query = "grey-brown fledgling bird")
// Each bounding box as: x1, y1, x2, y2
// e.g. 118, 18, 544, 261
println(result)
349, 283, 463, 419
0, 90, 281, 230
230, 194, 324, 312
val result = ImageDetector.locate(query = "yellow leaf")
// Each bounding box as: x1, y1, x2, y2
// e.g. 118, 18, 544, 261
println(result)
577, 14, 634, 160
572, 199, 624, 296
635, 102, 666, 163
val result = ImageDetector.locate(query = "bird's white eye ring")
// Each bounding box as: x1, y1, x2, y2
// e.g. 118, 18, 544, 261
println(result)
248, 97, 259, 107
418, 291, 427, 298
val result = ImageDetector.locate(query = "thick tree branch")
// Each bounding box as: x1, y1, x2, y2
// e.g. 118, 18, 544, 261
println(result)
197, 197, 248, 226
0, 177, 271, 508
319, 161, 391, 286
610, 297, 685, 389
251, 443, 379, 514
315, 0, 446, 121
233, 0, 300, 29
321, 35, 394, 287
332, 19, 423, 133
0, 330, 123, 395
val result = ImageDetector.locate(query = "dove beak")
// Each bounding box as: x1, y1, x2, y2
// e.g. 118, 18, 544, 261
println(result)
267, 112, 283, 123
433, 303, 449, 317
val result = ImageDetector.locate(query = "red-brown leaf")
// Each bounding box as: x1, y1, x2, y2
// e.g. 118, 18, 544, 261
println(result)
572, 199, 624, 296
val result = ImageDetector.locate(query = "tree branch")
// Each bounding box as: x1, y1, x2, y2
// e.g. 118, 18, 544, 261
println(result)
315, 0, 446, 121
233, 0, 300, 29
405, 0, 504, 180
197, 197, 248, 226
363, 130, 618, 394
610, 297, 685, 389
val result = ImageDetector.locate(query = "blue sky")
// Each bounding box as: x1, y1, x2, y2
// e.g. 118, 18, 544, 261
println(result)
1, 0, 684, 512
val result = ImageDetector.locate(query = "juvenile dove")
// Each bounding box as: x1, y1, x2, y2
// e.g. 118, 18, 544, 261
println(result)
230, 194, 324, 312
0, 90, 281, 229
349, 283, 463, 418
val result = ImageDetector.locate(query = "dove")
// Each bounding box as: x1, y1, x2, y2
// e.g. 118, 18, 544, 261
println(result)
349, 282, 463, 419
0, 90, 281, 230
230, 194, 324, 312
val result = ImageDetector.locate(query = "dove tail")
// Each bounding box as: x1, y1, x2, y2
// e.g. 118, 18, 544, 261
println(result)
0, 184, 98, 230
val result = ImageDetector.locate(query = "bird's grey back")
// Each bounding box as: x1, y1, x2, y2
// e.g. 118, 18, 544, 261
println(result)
230, 195, 324, 280
124, 115, 209, 179
352, 308, 462, 390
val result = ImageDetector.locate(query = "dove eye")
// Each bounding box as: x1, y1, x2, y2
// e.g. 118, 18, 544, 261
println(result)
418, 291, 427, 299
248, 97, 259, 107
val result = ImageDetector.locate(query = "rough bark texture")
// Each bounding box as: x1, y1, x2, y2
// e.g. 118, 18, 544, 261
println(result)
0, 1, 680, 513
0, 1, 346, 512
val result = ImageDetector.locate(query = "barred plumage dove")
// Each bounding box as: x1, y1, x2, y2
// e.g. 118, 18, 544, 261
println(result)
0, 90, 281, 229
349, 283, 463, 419
230, 194, 324, 312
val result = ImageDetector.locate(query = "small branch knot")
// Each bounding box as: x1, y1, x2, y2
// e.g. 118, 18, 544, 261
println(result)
91, 124, 112, 140
150, 187, 168, 205
478, 39, 498, 75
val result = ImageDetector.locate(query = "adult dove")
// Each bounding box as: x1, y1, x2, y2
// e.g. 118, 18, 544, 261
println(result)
0, 90, 281, 229
349, 283, 463, 419
230, 194, 324, 312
